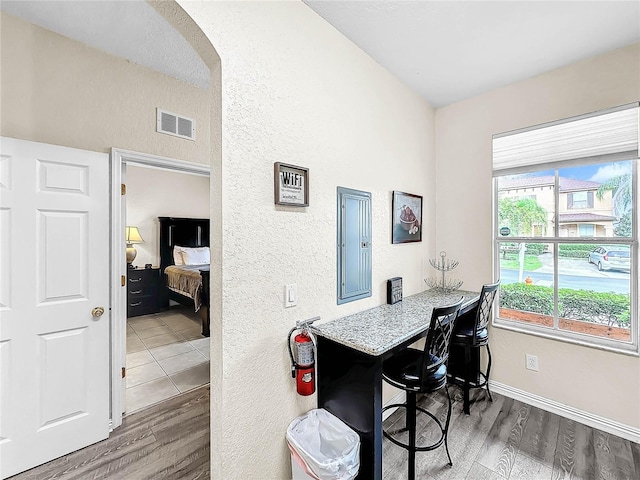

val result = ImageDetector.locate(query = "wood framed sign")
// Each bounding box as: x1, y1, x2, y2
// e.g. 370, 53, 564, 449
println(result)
274, 162, 309, 207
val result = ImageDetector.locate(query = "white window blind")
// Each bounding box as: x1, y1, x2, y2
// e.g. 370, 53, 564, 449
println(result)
493, 104, 639, 173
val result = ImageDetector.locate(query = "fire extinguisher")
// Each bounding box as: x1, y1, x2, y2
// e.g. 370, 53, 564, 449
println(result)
288, 317, 319, 396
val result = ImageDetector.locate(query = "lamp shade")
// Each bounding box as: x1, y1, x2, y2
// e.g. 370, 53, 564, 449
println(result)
125, 226, 144, 244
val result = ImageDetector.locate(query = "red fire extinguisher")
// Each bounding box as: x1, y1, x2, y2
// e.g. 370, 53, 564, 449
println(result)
288, 317, 319, 396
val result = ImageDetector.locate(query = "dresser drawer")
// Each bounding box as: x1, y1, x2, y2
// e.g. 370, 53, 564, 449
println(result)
128, 284, 157, 298
127, 268, 159, 317
127, 269, 159, 287
127, 295, 158, 317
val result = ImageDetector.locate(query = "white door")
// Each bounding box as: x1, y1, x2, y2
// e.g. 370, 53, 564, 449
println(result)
0, 137, 110, 478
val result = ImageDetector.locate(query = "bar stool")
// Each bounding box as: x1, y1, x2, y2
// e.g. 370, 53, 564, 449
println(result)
382, 299, 463, 479
451, 281, 500, 415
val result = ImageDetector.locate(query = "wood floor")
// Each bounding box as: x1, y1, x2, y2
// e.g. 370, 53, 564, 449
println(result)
382, 387, 640, 480
10, 386, 210, 480
9, 385, 639, 480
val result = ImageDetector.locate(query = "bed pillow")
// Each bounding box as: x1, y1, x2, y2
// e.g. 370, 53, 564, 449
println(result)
181, 246, 210, 265
173, 246, 185, 265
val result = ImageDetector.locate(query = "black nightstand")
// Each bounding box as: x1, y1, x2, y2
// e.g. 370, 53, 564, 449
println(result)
127, 267, 160, 317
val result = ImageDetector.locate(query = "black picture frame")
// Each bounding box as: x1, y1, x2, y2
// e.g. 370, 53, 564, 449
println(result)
274, 162, 309, 207
392, 191, 423, 244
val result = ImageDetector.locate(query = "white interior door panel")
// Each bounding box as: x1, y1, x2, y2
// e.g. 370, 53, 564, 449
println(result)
0, 137, 110, 478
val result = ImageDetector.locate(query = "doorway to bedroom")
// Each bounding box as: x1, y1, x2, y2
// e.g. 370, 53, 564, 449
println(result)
123, 159, 211, 414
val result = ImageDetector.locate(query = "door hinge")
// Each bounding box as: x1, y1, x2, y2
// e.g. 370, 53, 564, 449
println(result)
121, 184, 126, 195
122, 367, 126, 378
121, 275, 126, 286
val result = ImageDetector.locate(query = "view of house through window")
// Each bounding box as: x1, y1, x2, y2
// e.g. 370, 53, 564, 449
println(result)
493, 105, 638, 351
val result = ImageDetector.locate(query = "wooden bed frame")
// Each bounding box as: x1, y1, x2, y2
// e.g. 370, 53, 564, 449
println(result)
158, 216, 210, 336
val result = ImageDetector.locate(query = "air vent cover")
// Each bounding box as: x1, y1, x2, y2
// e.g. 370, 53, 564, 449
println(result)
156, 108, 196, 141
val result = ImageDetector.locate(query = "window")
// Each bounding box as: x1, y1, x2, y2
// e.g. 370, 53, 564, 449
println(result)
567, 191, 593, 209
578, 224, 595, 237
493, 104, 639, 352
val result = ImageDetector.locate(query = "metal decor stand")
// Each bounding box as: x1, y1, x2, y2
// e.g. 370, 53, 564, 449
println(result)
425, 251, 463, 293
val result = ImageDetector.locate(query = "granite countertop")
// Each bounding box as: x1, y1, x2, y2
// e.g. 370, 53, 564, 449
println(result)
312, 289, 480, 356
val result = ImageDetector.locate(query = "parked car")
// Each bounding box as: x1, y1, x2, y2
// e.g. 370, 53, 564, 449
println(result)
588, 245, 631, 272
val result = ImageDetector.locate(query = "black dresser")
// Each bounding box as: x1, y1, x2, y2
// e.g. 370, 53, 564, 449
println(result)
127, 267, 160, 317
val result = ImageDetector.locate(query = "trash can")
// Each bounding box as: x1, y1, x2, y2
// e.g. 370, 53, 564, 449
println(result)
286, 408, 360, 480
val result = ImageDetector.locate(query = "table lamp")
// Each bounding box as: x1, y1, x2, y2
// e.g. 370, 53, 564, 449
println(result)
125, 226, 144, 266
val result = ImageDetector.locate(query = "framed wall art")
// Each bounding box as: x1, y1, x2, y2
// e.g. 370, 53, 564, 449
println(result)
392, 191, 422, 244
274, 162, 309, 207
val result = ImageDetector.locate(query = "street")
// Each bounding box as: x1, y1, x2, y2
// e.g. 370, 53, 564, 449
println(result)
500, 268, 630, 294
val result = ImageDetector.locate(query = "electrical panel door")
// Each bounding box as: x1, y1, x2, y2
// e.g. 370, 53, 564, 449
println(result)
337, 187, 372, 304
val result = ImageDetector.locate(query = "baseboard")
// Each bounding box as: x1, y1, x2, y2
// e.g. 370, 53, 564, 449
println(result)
382, 391, 407, 421
489, 380, 640, 444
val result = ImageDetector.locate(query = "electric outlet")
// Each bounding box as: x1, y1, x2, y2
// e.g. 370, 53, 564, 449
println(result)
525, 354, 539, 371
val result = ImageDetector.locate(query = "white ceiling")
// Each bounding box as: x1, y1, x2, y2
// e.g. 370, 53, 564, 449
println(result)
2, 1, 638, 107
303, 1, 640, 107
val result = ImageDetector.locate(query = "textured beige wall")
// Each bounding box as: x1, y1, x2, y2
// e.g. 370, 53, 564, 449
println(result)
0, 12, 210, 164
125, 165, 210, 268
435, 43, 640, 428
179, 1, 435, 478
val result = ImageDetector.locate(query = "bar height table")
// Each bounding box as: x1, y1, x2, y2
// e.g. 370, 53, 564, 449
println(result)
312, 289, 480, 480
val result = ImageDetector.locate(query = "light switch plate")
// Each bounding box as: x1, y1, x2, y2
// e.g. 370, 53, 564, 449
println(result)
285, 284, 297, 308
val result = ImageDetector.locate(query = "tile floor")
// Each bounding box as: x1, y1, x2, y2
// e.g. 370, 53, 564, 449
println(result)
126, 306, 210, 414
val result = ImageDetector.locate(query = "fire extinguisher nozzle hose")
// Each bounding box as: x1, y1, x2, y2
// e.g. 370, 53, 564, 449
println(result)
287, 326, 298, 377
296, 316, 321, 330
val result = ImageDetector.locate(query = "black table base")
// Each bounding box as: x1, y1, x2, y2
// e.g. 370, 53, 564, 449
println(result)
317, 336, 383, 479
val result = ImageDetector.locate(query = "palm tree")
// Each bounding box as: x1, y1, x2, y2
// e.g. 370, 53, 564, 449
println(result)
596, 173, 632, 236
596, 174, 631, 218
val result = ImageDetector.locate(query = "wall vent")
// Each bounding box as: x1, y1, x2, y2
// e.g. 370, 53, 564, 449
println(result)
156, 108, 196, 141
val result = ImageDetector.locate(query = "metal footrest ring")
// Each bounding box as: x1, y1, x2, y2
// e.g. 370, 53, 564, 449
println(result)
381, 403, 446, 452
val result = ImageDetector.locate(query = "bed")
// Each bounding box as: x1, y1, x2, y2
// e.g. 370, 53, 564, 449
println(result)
158, 216, 210, 336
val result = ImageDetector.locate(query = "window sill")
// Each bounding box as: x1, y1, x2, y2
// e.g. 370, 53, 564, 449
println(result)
493, 311, 639, 357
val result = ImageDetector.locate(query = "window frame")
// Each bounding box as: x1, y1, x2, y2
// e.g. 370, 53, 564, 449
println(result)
492, 160, 639, 354
493, 160, 638, 355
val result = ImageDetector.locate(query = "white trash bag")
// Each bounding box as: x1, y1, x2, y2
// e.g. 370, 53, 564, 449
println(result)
286, 409, 360, 480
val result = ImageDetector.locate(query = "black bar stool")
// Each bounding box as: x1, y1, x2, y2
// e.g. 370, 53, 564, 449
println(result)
382, 299, 464, 479
451, 281, 500, 415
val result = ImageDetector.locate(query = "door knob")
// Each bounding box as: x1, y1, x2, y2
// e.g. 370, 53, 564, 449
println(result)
92, 306, 105, 318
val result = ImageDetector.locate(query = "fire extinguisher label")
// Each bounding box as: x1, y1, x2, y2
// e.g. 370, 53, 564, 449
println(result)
302, 372, 313, 383
297, 341, 314, 366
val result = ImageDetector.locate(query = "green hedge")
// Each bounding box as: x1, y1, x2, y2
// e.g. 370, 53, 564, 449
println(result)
499, 283, 629, 327
558, 244, 592, 259
500, 284, 553, 315
560, 289, 630, 326
500, 243, 547, 255
525, 243, 546, 255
